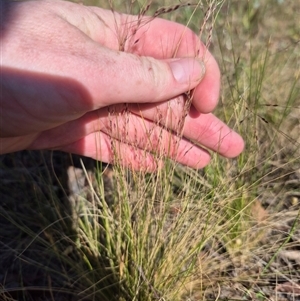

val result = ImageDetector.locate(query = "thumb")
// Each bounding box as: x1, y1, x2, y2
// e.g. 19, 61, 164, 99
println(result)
79, 50, 205, 109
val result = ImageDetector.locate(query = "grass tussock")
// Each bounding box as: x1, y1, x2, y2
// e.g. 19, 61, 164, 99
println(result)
0, 0, 299, 300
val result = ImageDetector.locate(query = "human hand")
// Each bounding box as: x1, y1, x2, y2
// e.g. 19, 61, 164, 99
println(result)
0, 0, 244, 170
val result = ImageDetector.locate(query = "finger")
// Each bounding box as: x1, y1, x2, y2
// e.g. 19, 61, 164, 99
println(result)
98, 107, 212, 168
60, 131, 211, 170
30, 107, 211, 169
71, 51, 206, 110
120, 15, 221, 113
60, 131, 161, 172
30, 95, 244, 160
129, 97, 245, 158
65, 4, 220, 113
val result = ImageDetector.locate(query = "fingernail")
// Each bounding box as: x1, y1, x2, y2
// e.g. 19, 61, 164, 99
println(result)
169, 58, 205, 84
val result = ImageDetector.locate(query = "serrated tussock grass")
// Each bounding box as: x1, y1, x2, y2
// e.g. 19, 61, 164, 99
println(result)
0, 0, 299, 300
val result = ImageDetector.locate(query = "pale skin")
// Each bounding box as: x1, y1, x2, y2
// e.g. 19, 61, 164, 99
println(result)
0, 0, 244, 171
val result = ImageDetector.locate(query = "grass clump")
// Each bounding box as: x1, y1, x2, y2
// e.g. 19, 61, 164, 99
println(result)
1, 0, 299, 300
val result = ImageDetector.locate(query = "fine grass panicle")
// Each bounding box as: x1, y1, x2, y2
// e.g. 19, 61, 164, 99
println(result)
1, 0, 299, 301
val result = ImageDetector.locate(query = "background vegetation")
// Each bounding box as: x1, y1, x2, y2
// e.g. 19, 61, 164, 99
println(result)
1, 0, 299, 300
